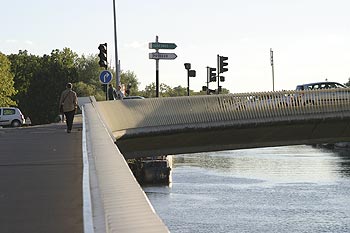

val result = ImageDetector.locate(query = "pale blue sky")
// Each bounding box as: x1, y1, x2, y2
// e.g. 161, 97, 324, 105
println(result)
1, 0, 350, 93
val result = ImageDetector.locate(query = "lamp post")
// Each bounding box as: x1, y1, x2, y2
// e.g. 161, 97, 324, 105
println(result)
113, 0, 120, 86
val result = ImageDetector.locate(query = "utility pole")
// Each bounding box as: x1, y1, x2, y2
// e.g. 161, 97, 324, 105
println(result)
270, 48, 275, 91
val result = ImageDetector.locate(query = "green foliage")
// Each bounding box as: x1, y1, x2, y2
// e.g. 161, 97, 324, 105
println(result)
7, 50, 41, 96
25, 48, 80, 124
0, 52, 17, 106
7, 50, 41, 115
139, 83, 200, 97
345, 78, 350, 87
221, 88, 230, 94
75, 54, 106, 100
121, 70, 139, 96
73, 81, 96, 97
140, 82, 157, 98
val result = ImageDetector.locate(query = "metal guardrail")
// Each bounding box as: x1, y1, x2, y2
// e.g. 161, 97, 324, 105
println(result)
95, 88, 350, 137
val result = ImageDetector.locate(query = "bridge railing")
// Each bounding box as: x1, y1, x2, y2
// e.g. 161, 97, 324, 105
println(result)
95, 88, 350, 137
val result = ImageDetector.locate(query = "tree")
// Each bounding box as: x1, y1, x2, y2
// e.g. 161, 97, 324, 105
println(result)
141, 82, 157, 98
26, 48, 79, 124
75, 54, 106, 101
345, 78, 350, 87
120, 70, 139, 96
139, 83, 172, 98
7, 50, 41, 115
0, 52, 17, 106
221, 88, 230, 94
139, 83, 198, 97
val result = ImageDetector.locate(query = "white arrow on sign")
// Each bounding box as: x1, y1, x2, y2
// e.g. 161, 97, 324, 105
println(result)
149, 52, 177, 60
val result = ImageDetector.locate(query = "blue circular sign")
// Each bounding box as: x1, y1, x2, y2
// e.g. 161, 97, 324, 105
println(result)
99, 70, 113, 84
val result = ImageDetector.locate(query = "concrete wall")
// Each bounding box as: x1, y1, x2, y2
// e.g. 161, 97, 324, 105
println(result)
83, 102, 169, 233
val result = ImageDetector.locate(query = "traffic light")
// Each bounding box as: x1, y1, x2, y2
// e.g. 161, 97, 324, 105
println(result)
209, 67, 216, 82
219, 56, 228, 73
189, 70, 196, 77
98, 43, 107, 69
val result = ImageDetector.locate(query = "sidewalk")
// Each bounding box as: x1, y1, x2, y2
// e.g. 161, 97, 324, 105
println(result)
0, 118, 83, 233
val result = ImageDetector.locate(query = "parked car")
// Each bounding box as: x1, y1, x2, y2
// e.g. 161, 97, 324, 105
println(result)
0, 107, 25, 127
122, 96, 145, 100
296, 81, 346, 91
294, 81, 349, 105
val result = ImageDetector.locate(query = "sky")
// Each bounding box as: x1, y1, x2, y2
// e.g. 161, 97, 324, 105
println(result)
1, 0, 350, 93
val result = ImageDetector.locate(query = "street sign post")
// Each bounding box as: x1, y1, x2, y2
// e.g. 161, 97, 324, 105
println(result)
149, 52, 177, 60
99, 70, 113, 84
149, 42, 177, 50
99, 70, 113, 100
149, 36, 178, 97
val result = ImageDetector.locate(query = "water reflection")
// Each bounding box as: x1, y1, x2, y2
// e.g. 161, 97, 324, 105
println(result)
333, 148, 350, 177
174, 145, 350, 183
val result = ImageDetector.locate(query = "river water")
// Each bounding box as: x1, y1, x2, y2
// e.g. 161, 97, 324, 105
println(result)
143, 145, 350, 233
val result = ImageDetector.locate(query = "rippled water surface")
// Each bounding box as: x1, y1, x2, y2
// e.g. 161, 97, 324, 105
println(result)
144, 145, 350, 233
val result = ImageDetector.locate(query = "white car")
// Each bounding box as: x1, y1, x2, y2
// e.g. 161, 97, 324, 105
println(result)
0, 107, 25, 127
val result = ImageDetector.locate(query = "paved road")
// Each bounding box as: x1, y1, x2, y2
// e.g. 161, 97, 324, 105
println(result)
0, 118, 83, 233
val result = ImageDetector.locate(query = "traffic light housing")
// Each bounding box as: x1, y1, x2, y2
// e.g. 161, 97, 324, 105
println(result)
209, 67, 216, 82
189, 70, 196, 77
219, 56, 228, 73
98, 43, 107, 69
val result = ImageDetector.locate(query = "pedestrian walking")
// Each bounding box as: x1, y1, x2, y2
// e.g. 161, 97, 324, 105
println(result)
108, 83, 117, 100
59, 83, 78, 133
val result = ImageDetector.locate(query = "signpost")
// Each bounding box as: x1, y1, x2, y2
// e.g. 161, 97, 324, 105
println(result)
149, 36, 177, 97
149, 52, 177, 60
99, 70, 113, 100
99, 70, 113, 84
149, 42, 177, 50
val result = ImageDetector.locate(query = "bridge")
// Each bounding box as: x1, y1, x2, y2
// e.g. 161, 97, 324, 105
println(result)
96, 88, 350, 158
82, 88, 350, 232
1, 88, 350, 232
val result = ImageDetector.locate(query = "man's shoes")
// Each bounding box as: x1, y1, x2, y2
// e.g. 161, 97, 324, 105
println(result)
67, 129, 71, 133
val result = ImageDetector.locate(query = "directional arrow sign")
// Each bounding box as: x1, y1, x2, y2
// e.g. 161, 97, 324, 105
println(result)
149, 42, 177, 50
149, 52, 177, 60
99, 70, 113, 84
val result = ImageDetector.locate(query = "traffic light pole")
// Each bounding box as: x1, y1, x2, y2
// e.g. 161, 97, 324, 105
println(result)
206, 66, 210, 95
217, 54, 220, 94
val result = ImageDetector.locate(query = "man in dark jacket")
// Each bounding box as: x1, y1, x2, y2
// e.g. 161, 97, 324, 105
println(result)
59, 83, 78, 133
108, 83, 116, 100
